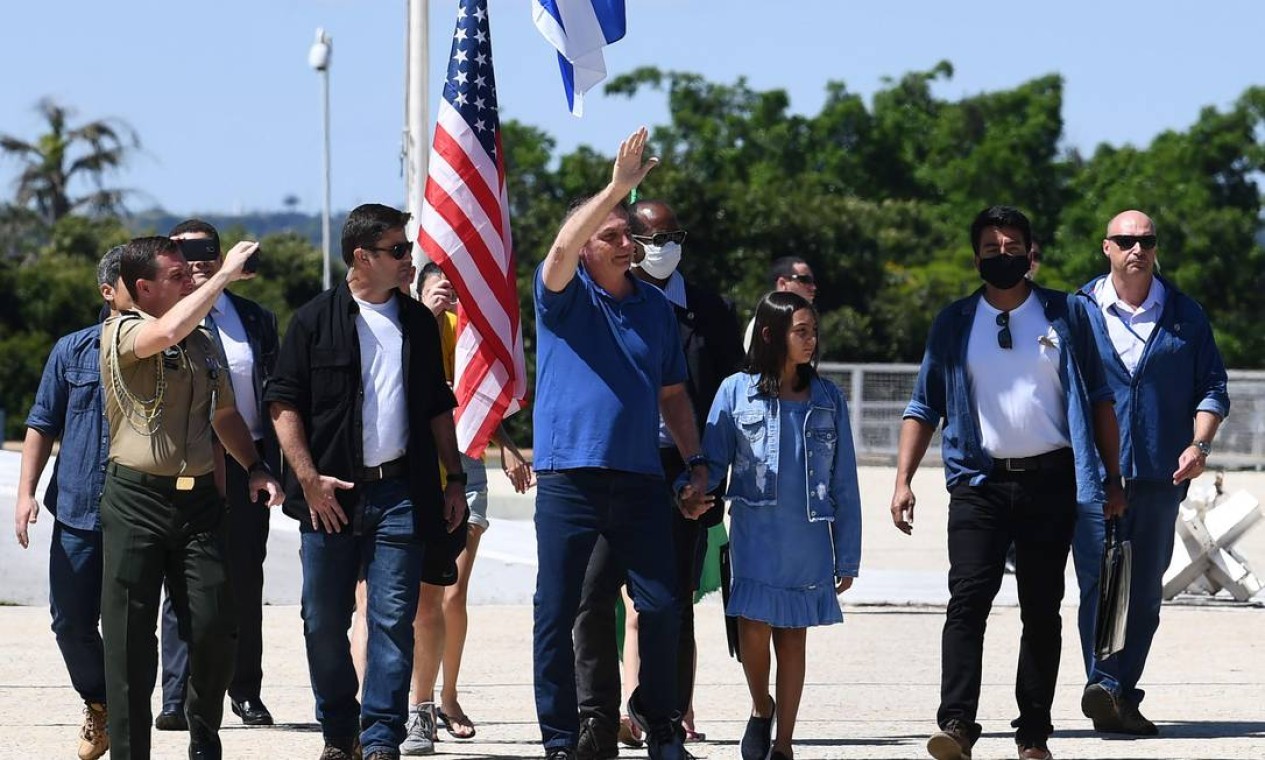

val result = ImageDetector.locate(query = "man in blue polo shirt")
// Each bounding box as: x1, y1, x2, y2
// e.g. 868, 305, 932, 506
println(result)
1073, 210, 1229, 736
531, 127, 708, 760
15, 246, 130, 760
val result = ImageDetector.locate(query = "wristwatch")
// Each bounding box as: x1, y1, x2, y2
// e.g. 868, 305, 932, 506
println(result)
1192, 440, 1212, 458
686, 454, 708, 470
446, 471, 468, 485
248, 460, 272, 477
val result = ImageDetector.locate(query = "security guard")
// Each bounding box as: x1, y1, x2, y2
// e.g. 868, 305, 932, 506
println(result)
99, 236, 282, 760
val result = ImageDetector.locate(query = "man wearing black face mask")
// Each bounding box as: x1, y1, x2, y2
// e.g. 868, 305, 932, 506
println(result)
889, 205, 1126, 760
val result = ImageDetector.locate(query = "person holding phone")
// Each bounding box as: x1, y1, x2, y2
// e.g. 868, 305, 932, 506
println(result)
151, 220, 282, 731
99, 235, 282, 760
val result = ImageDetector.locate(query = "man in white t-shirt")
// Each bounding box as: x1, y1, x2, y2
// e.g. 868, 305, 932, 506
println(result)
891, 205, 1126, 760
266, 204, 467, 760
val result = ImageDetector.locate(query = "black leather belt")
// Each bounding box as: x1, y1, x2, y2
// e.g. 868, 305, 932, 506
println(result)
359, 456, 408, 482
993, 447, 1074, 473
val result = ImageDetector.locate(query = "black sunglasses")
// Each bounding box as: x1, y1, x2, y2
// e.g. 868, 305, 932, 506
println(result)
1108, 234, 1157, 251
366, 242, 412, 260
787, 273, 816, 286
996, 311, 1012, 350
631, 230, 688, 247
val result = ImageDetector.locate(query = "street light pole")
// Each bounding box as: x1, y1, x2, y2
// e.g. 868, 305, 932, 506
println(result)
309, 28, 333, 291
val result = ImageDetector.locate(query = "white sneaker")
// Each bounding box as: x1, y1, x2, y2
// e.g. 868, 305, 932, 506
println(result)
400, 702, 436, 755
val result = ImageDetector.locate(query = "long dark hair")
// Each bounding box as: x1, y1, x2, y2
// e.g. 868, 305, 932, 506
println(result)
745, 291, 818, 396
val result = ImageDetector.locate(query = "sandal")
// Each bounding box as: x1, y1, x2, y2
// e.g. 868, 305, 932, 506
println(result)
436, 706, 477, 740
684, 728, 707, 743
618, 715, 644, 748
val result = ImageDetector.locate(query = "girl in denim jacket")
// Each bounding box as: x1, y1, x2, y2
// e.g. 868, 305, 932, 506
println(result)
679, 291, 862, 760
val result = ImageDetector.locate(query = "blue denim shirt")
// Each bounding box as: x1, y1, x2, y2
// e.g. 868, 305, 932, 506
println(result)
903, 284, 1112, 506
1077, 275, 1230, 482
25, 325, 109, 531
685, 372, 862, 577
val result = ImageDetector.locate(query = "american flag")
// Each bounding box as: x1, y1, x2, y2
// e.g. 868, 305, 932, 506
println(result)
419, 0, 527, 458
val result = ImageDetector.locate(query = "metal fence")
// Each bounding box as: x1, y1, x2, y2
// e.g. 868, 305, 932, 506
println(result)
818, 363, 1265, 470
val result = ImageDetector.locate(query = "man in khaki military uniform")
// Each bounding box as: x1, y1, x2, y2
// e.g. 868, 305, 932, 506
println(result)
99, 236, 282, 760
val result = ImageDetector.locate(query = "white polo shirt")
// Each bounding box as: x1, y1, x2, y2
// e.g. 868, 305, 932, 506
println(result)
1094, 275, 1165, 375
966, 291, 1071, 459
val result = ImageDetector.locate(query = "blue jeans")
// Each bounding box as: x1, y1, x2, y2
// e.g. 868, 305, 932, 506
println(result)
300, 478, 421, 756
533, 469, 680, 751
50, 521, 107, 704
1072, 480, 1185, 706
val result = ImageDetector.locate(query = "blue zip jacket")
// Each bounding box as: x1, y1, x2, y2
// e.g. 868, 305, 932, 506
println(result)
24, 324, 110, 531
904, 284, 1112, 505
684, 371, 862, 578
1077, 275, 1229, 482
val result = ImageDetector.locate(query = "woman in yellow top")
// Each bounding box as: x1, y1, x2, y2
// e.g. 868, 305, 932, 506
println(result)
399, 263, 534, 753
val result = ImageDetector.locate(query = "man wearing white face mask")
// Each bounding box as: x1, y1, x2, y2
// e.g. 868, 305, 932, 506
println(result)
571, 199, 745, 760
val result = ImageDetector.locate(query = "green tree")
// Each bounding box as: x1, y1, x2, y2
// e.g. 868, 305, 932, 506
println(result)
0, 98, 140, 223
1048, 86, 1265, 365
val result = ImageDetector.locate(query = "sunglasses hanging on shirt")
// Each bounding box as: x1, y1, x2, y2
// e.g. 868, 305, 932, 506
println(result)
996, 311, 1012, 350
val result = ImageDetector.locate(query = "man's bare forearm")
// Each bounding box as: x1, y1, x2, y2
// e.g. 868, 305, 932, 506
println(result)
271, 403, 317, 484
895, 418, 934, 486
660, 385, 701, 459
212, 408, 262, 470
1091, 400, 1122, 478
1193, 410, 1222, 445
134, 269, 234, 359
430, 412, 463, 477
540, 183, 625, 292
18, 428, 55, 498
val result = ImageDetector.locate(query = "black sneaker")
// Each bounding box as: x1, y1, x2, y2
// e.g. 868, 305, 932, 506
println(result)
1082, 682, 1130, 733
576, 715, 619, 760
739, 697, 775, 760
626, 688, 685, 760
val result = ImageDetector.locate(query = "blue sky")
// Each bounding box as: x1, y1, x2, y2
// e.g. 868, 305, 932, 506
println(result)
2, 0, 1262, 216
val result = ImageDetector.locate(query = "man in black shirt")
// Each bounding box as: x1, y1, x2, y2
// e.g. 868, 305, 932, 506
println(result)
265, 203, 467, 760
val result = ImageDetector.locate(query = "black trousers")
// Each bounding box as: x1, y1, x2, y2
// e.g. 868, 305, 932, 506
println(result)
162, 443, 270, 709
937, 458, 1077, 746
573, 448, 703, 726
100, 464, 237, 760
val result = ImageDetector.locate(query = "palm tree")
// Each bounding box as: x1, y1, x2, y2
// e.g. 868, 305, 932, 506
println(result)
0, 98, 140, 223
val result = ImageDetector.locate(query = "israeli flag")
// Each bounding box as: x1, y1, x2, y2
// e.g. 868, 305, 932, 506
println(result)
532, 0, 626, 116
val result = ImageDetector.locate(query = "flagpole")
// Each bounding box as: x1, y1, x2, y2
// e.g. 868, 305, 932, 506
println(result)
405, 0, 430, 274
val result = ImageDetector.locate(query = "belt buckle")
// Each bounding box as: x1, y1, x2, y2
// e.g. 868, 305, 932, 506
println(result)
369, 464, 383, 481
175, 476, 195, 491
1005, 458, 1026, 472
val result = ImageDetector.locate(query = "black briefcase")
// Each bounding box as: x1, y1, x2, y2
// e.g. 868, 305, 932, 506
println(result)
1094, 517, 1132, 660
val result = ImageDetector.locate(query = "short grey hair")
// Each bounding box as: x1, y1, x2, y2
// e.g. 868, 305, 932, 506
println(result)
97, 245, 125, 286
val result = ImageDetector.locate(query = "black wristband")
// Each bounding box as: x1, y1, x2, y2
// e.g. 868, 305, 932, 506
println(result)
446, 471, 468, 485
687, 454, 708, 470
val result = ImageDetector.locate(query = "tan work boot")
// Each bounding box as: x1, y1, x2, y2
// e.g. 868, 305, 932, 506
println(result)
77, 702, 109, 760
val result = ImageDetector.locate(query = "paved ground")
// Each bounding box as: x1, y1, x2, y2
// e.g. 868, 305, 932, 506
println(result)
2, 603, 1263, 759
1, 453, 1263, 757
